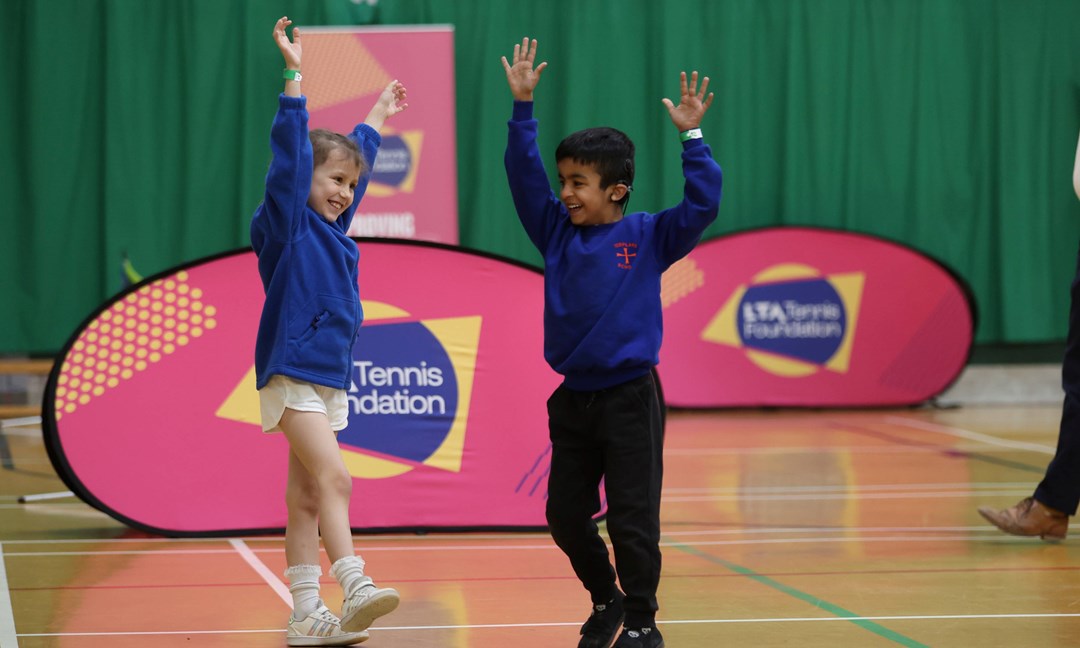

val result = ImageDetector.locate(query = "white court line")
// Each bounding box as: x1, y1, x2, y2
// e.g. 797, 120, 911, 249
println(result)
663, 489, 1030, 502
663, 481, 1034, 494
0, 543, 19, 648
377, 612, 1080, 629
17, 492, 73, 503
27, 490, 1028, 511
663, 525, 992, 537
17, 629, 283, 638
663, 446, 939, 455
0, 416, 42, 430
0, 532, 552, 545
0, 544, 557, 557
15, 612, 1080, 637
886, 416, 1057, 454
662, 613, 1080, 624
662, 444, 1012, 456
228, 538, 292, 607
0, 524, 993, 546
3, 548, 248, 557
1, 531, 1039, 558
663, 535, 1026, 548
0, 482, 1028, 508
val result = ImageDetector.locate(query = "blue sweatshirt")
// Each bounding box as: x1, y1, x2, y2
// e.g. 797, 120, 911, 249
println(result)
250, 94, 381, 390
505, 101, 723, 391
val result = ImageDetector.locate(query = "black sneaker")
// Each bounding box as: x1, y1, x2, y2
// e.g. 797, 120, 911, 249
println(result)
578, 592, 625, 648
613, 625, 665, 648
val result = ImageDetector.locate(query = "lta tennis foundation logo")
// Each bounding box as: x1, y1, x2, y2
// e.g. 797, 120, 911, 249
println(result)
366, 131, 423, 197
349, 130, 426, 239
217, 301, 480, 480
337, 301, 480, 480
701, 264, 864, 377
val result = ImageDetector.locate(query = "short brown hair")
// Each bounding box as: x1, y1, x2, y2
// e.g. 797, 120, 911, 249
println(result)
310, 128, 366, 175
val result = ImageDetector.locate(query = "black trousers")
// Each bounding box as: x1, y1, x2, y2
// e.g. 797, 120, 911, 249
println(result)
1035, 246, 1080, 515
545, 372, 664, 628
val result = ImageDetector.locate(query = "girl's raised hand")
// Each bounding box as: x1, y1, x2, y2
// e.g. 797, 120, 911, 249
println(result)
378, 80, 409, 119
273, 16, 302, 70
364, 80, 409, 131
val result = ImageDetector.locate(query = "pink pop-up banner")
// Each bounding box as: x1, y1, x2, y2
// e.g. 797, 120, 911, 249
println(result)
659, 227, 975, 408
44, 241, 563, 535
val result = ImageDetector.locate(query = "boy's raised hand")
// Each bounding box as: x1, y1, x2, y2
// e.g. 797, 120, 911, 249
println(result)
662, 71, 714, 132
501, 38, 547, 102
273, 16, 301, 71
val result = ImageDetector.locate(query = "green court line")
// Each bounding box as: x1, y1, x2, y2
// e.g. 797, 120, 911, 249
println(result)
668, 539, 930, 647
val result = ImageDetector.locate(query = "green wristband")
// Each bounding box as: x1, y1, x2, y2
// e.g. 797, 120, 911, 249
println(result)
283, 69, 303, 82
679, 128, 702, 142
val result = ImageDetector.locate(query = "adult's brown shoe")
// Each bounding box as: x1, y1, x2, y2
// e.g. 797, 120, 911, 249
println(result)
978, 497, 1069, 541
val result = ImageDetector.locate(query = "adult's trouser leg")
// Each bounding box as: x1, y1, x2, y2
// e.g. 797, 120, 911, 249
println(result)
1036, 245, 1080, 515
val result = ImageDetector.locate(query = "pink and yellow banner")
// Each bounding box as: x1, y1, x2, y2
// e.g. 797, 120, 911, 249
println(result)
44, 242, 562, 535
659, 227, 975, 408
303, 26, 458, 243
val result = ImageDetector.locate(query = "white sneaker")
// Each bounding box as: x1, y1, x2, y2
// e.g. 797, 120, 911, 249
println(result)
287, 603, 369, 646
340, 584, 401, 633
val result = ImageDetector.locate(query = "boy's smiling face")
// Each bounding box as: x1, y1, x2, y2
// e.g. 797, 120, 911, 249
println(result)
557, 159, 626, 226
309, 148, 361, 222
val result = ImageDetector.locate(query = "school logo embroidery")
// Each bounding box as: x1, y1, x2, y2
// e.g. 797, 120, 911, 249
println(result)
700, 263, 864, 377
216, 300, 480, 480
615, 242, 637, 269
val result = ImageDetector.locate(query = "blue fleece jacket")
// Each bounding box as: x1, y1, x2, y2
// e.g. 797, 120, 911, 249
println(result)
250, 94, 381, 390
505, 101, 723, 391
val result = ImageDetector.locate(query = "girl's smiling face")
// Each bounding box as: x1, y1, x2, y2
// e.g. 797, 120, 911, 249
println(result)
308, 148, 361, 222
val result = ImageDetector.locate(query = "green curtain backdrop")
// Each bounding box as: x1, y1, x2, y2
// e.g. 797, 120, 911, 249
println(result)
4, 0, 1080, 354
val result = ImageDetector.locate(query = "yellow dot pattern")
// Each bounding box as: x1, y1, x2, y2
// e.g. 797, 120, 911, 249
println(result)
303, 34, 392, 112
661, 257, 705, 309
55, 271, 218, 420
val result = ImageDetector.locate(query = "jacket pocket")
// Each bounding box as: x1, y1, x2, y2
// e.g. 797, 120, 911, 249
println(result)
294, 309, 330, 349
286, 294, 359, 377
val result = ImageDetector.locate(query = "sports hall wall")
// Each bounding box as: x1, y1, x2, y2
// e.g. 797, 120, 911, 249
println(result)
4, 0, 1080, 355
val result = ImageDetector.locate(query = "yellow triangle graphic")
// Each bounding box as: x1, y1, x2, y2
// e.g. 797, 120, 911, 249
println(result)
216, 366, 260, 425
824, 272, 864, 373
419, 315, 482, 473
745, 349, 819, 377
216, 307, 481, 476
701, 284, 747, 347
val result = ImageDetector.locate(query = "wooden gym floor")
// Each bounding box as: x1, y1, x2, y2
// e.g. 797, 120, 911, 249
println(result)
3, 403, 1080, 647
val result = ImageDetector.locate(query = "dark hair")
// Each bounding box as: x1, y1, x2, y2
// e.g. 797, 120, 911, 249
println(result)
310, 128, 365, 175
555, 127, 635, 209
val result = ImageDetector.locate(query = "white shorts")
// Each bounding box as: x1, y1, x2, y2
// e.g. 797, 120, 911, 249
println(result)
259, 375, 349, 433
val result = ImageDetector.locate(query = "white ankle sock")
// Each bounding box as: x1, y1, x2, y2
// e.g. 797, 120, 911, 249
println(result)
284, 564, 323, 620
330, 555, 373, 599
